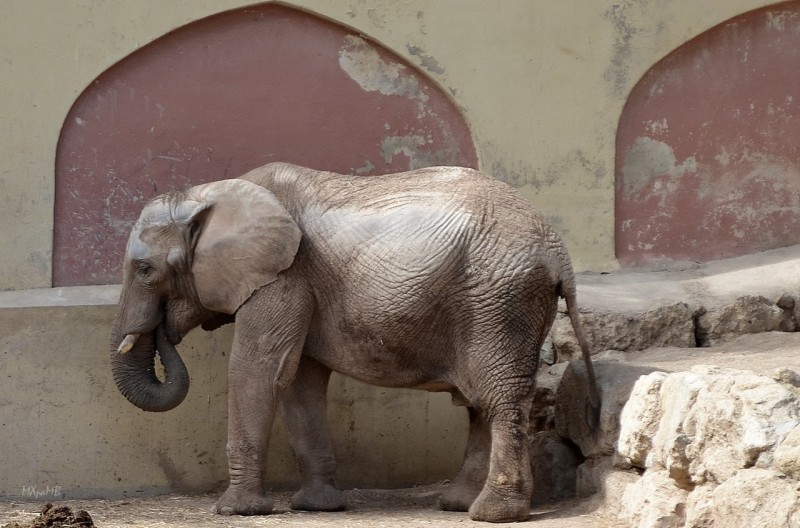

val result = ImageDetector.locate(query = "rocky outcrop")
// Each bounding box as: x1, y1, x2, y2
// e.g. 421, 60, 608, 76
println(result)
695, 295, 795, 346
550, 302, 697, 362
531, 251, 800, 522
549, 293, 800, 361
610, 366, 800, 527
531, 353, 800, 526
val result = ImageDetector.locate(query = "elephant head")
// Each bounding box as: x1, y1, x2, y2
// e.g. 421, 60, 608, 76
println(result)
110, 179, 301, 412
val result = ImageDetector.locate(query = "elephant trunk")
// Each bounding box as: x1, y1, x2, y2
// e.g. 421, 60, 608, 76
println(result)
110, 321, 190, 412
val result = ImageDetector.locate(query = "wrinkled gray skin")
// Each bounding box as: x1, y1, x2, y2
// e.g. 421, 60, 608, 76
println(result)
110, 162, 599, 523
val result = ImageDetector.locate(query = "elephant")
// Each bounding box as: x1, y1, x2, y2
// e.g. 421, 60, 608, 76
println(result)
109, 162, 599, 523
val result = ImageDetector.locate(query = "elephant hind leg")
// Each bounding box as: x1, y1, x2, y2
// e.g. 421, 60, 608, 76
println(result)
280, 355, 347, 512
468, 402, 533, 523
439, 406, 490, 512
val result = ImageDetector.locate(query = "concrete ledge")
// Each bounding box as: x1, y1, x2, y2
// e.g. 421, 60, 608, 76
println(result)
0, 285, 120, 308
0, 286, 467, 500
576, 244, 800, 313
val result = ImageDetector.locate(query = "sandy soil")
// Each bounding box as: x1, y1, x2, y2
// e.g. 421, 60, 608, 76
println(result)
0, 484, 624, 527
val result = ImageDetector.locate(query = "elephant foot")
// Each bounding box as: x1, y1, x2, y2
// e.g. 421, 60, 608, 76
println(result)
213, 487, 274, 516
438, 482, 481, 512
291, 483, 347, 511
468, 487, 530, 523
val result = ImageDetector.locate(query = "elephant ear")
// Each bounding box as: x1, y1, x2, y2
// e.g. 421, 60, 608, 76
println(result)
186, 179, 301, 314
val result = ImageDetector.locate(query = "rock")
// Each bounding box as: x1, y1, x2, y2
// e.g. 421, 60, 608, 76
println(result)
616, 371, 668, 469
616, 366, 800, 486
551, 302, 696, 360
529, 431, 582, 505
685, 366, 800, 483
575, 456, 612, 498
775, 367, 800, 394
684, 484, 715, 528
555, 360, 659, 458
574, 456, 640, 519
712, 468, 800, 528
618, 470, 688, 528
777, 293, 799, 332
576, 456, 638, 497
695, 295, 788, 346
775, 424, 800, 480
530, 362, 569, 433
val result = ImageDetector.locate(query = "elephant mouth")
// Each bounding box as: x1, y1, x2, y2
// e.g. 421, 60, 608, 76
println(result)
118, 317, 182, 354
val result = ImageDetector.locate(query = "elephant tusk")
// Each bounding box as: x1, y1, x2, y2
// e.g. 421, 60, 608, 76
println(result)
118, 333, 141, 354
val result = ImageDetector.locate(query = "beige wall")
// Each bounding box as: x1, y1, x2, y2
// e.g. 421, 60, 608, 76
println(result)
0, 0, 781, 500
0, 0, 777, 290
0, 287, 467, 498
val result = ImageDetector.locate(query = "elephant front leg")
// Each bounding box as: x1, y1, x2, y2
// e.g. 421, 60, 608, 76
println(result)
281, 356, 346, 511
213, 285, 311, 516
212, 360, 278, 516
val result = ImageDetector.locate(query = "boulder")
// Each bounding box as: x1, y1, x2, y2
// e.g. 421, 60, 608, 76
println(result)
616, 366, 800, 485
529, 431, 582, 505
774, 424, 800, 480
711, 468, 800, 528
577, 458, 640, 518
556, 360, 658, 458
551, 302, 696, 360
618, 470, 688, 528
616, 371, 668, 469
530, 362, 569, 433
684, 484, 714, 528
695, 295, 789, 346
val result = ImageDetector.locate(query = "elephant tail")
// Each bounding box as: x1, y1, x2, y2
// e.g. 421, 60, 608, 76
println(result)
559, 275, 601, 431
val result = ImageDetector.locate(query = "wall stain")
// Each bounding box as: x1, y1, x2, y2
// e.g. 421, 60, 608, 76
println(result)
491, 149, 607, 192
604, 2, 641, 98
156, 450, 189, 492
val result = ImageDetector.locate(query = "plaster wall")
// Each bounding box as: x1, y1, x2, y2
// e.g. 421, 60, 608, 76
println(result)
0, 287, 466, 498
0, 0, 778, 291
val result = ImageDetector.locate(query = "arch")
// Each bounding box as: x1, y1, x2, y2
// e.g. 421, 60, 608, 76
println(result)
54, 3, 477, 286
615, 1, 800, 267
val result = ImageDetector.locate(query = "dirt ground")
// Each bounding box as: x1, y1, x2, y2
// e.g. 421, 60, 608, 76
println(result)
0, 484, 624, 527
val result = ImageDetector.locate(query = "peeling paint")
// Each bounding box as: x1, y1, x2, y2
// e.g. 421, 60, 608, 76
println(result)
765, 9, 800, 31
339, 35, 428, 101
407, 45, 445, 75
381, 135, 427, 165
53, 4, 477, 286
616, 3, 800, 266
354, 160, 376, 175
621, 137, 697, 199
379, 135, 459, 170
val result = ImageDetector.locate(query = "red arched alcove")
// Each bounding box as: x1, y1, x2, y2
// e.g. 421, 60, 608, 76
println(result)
616, 1, 800, 267
54, 3, 477, 286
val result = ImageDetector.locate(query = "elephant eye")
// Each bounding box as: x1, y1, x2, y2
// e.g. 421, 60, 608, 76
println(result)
137, 263, 154, 277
